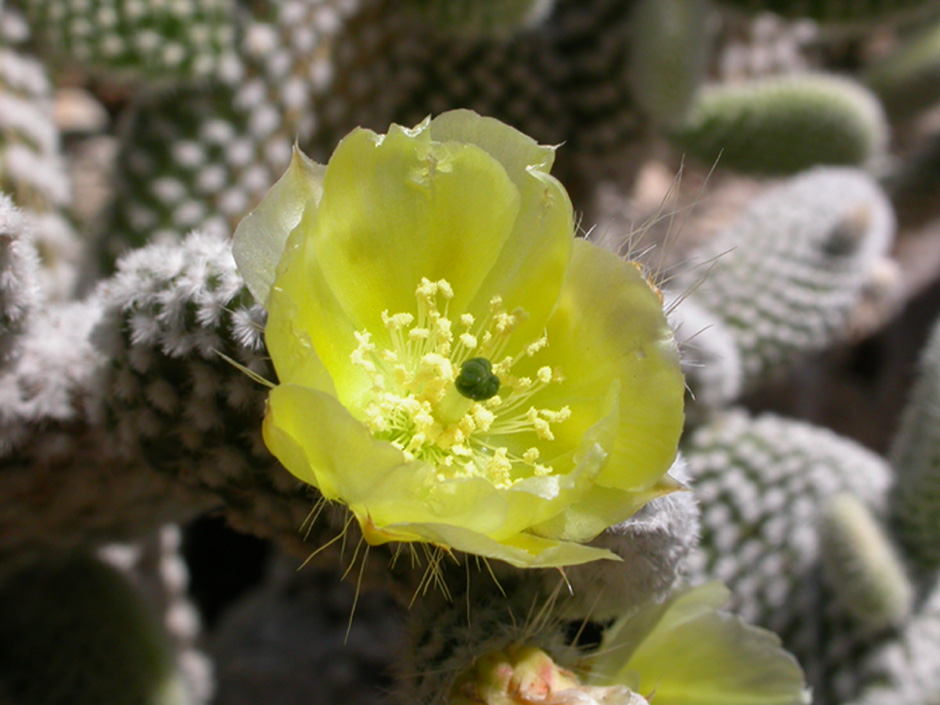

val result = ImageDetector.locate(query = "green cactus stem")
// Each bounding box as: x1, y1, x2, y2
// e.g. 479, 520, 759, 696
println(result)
679, 167, 894, 389
628, 0, 710, 128
20, 0, 237, 83
818, 493, 914, 632
890, 316, 940, 571
0, 552, 189, 705
683, 410, 894, 701
671, 74, 888, 175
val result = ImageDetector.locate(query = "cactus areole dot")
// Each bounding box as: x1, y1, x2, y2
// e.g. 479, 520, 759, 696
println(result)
232, 110, 685, 568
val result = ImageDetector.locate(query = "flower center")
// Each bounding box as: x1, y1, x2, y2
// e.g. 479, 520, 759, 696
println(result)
349, 278, 570, 488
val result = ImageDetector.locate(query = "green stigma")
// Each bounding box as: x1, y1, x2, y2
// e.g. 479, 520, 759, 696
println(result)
456, 357, 501, 401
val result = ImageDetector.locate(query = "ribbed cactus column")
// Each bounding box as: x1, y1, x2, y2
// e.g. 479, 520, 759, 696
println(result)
890, 316, 940, 571
671, 75, 888, 175
679, 168, 895, 389
683, 410, 896, 701
19, 0, 237, 82
95, 229, 354, 558
100, 0, 359, 266
0, 8, 81, 299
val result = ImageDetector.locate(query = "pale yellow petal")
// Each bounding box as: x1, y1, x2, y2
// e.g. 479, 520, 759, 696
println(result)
311, 123, 522, 342
588, 584, 810, 705
232, 146, 325, 306
520, 240, 684, 493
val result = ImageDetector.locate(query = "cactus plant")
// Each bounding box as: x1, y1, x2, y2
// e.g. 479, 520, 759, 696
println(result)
671, 75, 889, 175
676, 167, 894, 392
889, 316, 940, 571
98, 0, 359, 267
0, 193, 40, 367
818, 493, 913, 632
0, 551, 191, 705
18, 0, 237, 83
627, 0, 710, 128
3, 0, 940, 703
682, 410, 896, 701
0, 11, 82, 299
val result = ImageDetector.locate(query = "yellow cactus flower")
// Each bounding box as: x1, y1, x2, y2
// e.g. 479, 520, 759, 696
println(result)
450, 645, 643, 705
447, 583, 809, 705
233, 110, 684, 568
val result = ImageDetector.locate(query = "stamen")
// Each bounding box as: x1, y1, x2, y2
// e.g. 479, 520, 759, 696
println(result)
351, 278, 571, 486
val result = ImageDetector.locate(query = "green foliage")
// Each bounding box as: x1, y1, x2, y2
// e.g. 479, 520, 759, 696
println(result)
671, 74, 888, 175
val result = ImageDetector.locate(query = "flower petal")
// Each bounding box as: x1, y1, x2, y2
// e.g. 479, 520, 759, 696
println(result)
312, 121, 522, 337
430, 110, 574, 351
265, 206, 355, 395
263, 383, 617, 566
393, 522, 619, 568
588, 583, 810, 705
519, 239, 684, 539
232, 146, 325, 306
263, 383, 411, 499
533, 475, 683, 544
265, 383, 525, 537
429, 109, 557, 178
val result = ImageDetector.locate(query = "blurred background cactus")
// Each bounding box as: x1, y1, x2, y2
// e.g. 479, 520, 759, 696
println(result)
4, 0, 940, 703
